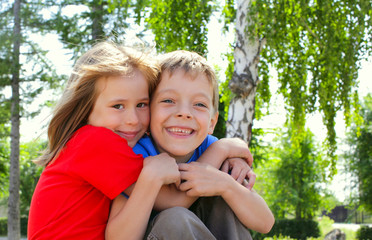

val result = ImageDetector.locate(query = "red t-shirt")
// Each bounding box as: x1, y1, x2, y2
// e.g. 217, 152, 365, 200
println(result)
28, 125, 143, 240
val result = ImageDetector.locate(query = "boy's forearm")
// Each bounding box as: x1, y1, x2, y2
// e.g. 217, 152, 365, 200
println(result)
196, 140, 231, 168
197, 138, 252, 169
221, 179, 275, 234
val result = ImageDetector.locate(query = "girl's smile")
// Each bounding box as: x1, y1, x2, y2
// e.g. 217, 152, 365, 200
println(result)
88, 70, 150, 147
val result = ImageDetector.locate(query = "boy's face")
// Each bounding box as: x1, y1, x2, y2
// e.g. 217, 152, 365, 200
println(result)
150, 69, 218, 162
88, 70, 150, 147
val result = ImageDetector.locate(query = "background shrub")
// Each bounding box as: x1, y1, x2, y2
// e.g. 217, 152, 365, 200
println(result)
252, 219, 321, 240
0, 217, 28, 236
356, 225, 372, 240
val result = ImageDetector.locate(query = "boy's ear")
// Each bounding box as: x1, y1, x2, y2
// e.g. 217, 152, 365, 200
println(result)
208, 111, 219, 134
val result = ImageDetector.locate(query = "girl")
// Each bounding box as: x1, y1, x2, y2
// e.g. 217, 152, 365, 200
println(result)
27, 41, 180, 240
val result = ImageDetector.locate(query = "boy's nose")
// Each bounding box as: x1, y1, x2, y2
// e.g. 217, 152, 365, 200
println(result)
176, 104, 192, 119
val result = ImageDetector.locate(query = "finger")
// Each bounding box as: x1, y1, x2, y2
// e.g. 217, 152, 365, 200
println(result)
178, 180, 193, 192
221, 161, 230, 173
174, 176, 181, 189
186, 188, 205, 197
178, 163, 190, 171
236, 169, 247, 184
243, 179, 249, 188
179, 171, 191, 182
246, 170, 256, 190
246, 151, 253, 167
230, 166, 241, 180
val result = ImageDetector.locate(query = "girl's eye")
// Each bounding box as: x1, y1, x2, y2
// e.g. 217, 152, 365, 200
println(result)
113, 104, 124, 110
137, 102, 148, 108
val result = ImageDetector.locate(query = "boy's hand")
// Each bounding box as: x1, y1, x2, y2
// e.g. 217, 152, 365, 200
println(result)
178, 162, 232, 197
221, 158, 256, 190
143, 153, 181, 188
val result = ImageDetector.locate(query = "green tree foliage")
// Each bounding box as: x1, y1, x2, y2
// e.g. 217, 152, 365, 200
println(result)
108, 0, 214, 54
146, 0, 213, 54
19, 141, 44, 217
45, 0, 148, 59
247, 0, 371, 170
264, 128, 328, 220
0, 0, 61, 120
344, 94, 372, 212
0, 140, 44, 217
0, 138, 9, 197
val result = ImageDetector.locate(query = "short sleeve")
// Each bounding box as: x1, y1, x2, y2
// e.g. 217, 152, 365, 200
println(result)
68, 126, 143, 199
188, 135, 219, 163
133, 135, 159, 157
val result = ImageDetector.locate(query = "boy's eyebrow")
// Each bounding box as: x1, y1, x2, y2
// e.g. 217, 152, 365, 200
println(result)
109, 97, 150, 102
156, 88, 211, 100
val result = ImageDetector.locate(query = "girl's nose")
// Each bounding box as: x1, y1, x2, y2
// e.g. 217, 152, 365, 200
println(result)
125, 109, 139, 125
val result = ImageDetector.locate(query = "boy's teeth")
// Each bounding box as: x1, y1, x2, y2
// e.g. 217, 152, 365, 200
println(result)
168, 128, 192, 134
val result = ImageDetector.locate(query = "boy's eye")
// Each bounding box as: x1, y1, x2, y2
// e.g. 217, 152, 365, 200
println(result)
137, 102, 148, 108
195, 102, 207, 108
113, 104, 124, 110
161, 99, 174, 104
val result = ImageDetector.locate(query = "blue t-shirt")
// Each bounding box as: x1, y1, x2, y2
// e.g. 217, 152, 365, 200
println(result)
133, 134, 218, 163
120, 135, 218, 199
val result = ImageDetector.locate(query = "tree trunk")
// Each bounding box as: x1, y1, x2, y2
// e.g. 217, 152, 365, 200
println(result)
226, 0, 264, 144
91, 1, 104, 41
8, 0, 21, 239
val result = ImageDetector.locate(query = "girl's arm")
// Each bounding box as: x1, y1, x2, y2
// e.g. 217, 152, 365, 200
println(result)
106, 153, 180, 240
178, 162, 275, 234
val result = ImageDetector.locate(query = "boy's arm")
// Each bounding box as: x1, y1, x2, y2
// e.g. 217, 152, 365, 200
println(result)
179, 162, 275, 234
197, 138, 253, 168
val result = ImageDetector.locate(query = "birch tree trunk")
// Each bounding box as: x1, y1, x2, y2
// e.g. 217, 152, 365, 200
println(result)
8, 0, 21, 239
226, 0, 264, 144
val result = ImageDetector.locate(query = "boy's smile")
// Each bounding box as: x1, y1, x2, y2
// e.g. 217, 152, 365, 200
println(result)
150, 69, 218, 163
88, 71, 150, 147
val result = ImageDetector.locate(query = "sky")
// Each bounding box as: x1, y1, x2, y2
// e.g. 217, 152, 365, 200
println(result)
18, 14, 371, 203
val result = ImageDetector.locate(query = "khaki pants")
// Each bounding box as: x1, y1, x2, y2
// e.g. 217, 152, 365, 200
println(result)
146, 197, 253, 240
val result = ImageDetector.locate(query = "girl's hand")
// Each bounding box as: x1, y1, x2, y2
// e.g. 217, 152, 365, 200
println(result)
143, 153, 181, 187
221, 158, 256, 190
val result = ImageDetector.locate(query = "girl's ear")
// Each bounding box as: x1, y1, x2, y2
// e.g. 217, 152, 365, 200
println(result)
207, 111, 219, 134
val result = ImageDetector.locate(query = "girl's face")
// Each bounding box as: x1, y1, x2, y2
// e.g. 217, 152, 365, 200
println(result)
88, 70, 150, 147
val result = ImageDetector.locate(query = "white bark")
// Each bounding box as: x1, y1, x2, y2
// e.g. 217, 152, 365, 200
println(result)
226, 0, 263, 144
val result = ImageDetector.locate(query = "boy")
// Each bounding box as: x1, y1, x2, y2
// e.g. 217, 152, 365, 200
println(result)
133, 50, 274, 239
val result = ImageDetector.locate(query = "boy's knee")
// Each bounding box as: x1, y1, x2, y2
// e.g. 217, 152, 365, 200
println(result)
154, 207, 195, 226
149, 207, 216, 240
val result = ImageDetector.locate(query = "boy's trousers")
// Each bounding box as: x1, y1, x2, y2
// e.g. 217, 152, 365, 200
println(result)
145, 196, 253, 240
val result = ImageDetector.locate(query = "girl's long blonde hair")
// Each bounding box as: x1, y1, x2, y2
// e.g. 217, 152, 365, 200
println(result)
36, 41, 160, 167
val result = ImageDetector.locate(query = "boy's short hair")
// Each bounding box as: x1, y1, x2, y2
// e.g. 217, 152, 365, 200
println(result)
158, 50, 219, 113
